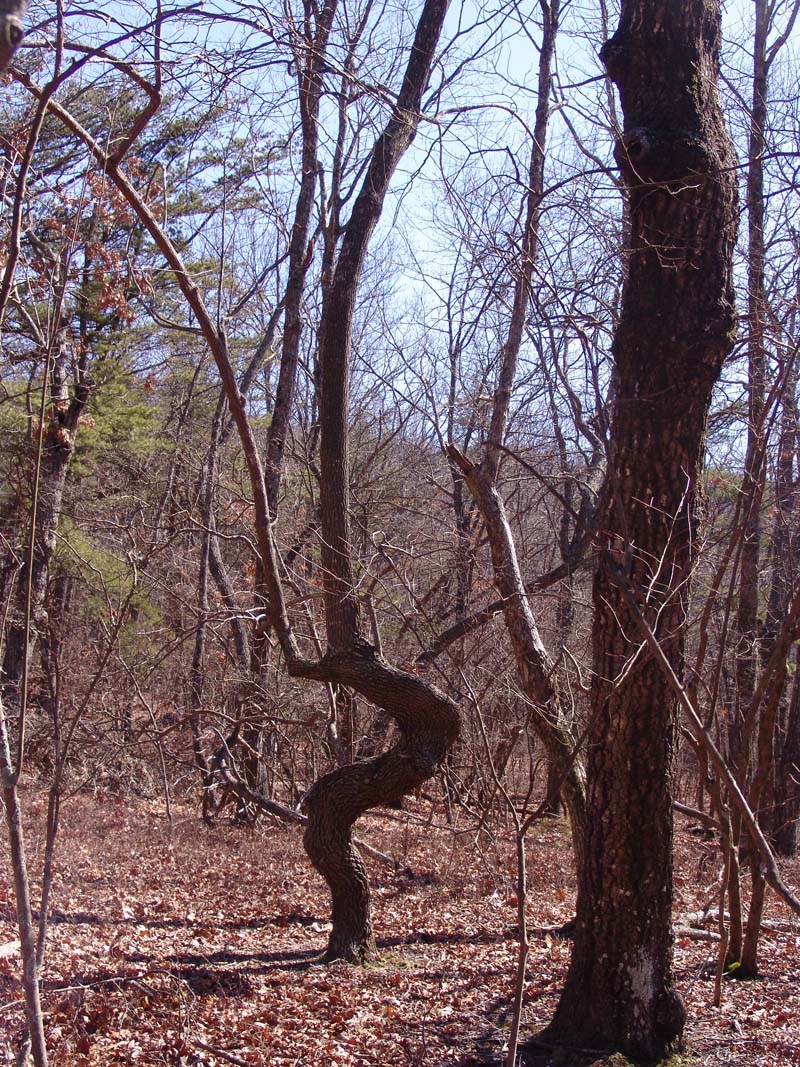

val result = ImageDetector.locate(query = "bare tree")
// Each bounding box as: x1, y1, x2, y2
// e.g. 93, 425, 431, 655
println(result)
14, 0, 461, 965
444, 0, 590, 868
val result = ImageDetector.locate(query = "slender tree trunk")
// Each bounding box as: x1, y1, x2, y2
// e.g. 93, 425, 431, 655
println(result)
737, 357, 800, 968
450, 0, 588, 859
542, 574, 575, 818
0, 698, 48, 1067
773, 649, 800, 855
731, 0, 800, 971
767, 256, 800, 857
739, 584, 800, 971
540, 0, 738, 1058
761, 359, 799, 676
726, 3, 770, 965
449, 469, 476, 622
300, 0, 460, 962
731, 0, 769, 782
264, 0, 337, 514
189, 459, 216, 820
193, 2, 334, 819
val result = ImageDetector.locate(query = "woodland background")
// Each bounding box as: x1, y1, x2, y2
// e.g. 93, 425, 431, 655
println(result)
0, 0, 800, 1064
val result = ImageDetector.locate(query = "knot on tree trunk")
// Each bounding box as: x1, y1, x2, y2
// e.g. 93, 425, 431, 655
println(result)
599, 32, 626, 82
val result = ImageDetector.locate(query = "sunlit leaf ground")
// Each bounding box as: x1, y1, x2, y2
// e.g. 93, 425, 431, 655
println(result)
1, 788, 798, 1065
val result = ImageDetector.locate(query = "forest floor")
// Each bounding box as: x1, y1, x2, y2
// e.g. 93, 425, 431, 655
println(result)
0, 786, 799, 1066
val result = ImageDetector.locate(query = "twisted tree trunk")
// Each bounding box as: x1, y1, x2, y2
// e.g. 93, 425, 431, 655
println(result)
302, 0, 459, 961
300, 643, 458, 960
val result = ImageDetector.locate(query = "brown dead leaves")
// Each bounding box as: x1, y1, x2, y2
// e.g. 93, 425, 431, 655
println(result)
0, 791, 797, 1066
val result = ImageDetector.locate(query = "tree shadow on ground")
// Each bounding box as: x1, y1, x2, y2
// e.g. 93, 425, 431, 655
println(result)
36, 908, 531, 943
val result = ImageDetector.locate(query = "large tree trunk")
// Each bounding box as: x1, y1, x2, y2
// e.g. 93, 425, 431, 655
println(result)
539, 0, 738, 1059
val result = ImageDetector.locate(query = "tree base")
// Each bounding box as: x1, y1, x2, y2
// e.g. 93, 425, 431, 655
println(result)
320, 932, 378, 965
522, 1034, 695, 1067
532, 983, 686, 1067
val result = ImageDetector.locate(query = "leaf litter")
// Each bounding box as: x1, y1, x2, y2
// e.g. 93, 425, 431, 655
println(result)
0, 789, 798, 1065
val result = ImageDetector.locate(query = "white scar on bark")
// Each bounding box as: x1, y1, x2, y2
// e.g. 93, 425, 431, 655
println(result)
628, 948, 656, 1022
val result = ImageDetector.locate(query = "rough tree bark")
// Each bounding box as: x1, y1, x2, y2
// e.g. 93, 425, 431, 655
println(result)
0, 0, 26, 75
538, 0, 738, 1059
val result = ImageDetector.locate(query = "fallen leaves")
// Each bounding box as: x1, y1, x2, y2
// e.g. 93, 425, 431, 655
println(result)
0, 790, 797, 1066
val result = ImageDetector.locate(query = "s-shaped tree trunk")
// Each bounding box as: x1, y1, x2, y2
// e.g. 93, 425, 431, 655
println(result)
538, 0, 738, 1059
301, 0, 459, 962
